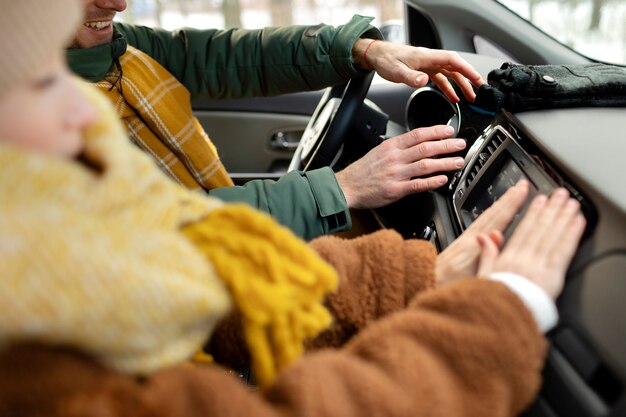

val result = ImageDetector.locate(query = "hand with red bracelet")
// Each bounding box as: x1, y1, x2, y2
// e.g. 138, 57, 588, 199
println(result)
352, 38, 486, 103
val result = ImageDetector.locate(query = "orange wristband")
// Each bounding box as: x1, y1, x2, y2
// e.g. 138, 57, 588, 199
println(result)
363, 39, 380, 70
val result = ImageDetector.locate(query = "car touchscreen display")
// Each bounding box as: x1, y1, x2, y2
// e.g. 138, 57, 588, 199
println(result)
461, 157, 539, 228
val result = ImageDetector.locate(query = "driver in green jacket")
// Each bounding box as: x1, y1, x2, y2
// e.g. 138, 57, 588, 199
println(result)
68, 0, 485, 240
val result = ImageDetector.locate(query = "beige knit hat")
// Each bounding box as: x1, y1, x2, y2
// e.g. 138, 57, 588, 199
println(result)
0, 0, 82, 97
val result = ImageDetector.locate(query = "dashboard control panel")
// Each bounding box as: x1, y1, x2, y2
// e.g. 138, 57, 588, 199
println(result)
449, 111, 594, 237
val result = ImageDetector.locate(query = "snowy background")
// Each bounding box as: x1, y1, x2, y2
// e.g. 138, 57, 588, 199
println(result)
499, 0, 625, 65
120, 0, 626, 65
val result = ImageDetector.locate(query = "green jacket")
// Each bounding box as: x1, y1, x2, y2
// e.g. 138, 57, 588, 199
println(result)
67, 15, 382, 240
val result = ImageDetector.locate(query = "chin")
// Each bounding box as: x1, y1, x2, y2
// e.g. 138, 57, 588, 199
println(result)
71, 31, 112, 49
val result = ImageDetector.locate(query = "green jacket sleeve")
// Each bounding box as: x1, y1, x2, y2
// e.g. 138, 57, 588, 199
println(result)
208, 168, 350, 241
114, 15, 382, 99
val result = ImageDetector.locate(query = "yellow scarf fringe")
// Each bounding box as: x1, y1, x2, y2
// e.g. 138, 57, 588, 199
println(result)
183, 205, 338, 388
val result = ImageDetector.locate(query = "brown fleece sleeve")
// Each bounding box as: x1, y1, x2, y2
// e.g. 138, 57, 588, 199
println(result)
208, 229, 437, 367
307, 229, 436, 348
0, 279, 546, 417
205, 310, 249, 371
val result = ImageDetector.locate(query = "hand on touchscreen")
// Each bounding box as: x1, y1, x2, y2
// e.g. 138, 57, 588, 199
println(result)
476, 188, 586, 299
436, 180, 530, 285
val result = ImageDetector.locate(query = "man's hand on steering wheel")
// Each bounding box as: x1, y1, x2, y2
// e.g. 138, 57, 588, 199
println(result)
334, 124, 466, 209
352, 39, 486, 103
292, 40, 484, 206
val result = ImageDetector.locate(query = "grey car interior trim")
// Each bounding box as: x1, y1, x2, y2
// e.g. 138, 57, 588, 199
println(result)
192, 81, 414, 127
406, 0, 589, 65
516, 108, 626, 215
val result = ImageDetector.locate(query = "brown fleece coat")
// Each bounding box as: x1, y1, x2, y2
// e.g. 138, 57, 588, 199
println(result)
0, 230, 546, 417
208, 229, 438, 369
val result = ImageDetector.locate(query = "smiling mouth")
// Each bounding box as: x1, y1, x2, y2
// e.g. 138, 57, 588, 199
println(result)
83, 21, 112, 30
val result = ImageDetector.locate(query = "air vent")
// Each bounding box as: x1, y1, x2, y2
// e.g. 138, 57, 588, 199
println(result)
464, 128, 508, 191
492, 130, 506, 147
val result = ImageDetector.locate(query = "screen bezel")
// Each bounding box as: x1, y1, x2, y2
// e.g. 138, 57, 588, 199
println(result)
451, 121, 561, 235
459, 152, 542, 236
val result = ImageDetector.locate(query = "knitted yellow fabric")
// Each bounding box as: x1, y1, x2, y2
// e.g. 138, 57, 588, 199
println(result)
0, 80, 234, 374
0, 81, 338, 383
183, 206, 338, 388
94, 46, 234, 191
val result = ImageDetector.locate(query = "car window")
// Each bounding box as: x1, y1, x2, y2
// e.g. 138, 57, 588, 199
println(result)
495, 0, 625, 65
119, 0, 405, 42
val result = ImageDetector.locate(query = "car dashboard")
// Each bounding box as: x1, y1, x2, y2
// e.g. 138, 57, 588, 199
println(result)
370, 53, 626, 417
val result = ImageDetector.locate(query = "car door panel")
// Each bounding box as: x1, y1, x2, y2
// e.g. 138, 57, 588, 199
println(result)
192, 91, 323, 174
195, 110, 309, 173
192, 81, 414, 174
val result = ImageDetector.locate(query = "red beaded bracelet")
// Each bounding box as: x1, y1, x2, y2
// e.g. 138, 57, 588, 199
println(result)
363, 39, 380, 70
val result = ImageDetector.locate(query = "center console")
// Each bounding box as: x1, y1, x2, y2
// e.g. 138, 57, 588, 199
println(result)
447, 110, 594, 240
373, 109, 596, 250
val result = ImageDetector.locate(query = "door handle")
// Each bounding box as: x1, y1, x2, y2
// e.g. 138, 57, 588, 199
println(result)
270, 130, 303, 150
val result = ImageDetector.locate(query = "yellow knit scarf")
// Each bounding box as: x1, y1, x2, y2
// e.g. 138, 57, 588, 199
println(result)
94, 46, 234, 191
0, 81, 336, 388
183, 208, 338, 387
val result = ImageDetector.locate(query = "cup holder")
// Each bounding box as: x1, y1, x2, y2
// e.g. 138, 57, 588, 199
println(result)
405, 86, 461, 136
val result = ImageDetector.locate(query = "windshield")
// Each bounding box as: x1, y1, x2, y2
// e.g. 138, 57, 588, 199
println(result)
496, 0, 626, 65
119, 0, 623, 64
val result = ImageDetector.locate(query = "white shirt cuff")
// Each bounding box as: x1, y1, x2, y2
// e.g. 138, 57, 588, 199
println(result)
487, 272, 559, 333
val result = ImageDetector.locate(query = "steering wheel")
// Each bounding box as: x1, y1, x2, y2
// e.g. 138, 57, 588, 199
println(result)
288, 71, 375, 172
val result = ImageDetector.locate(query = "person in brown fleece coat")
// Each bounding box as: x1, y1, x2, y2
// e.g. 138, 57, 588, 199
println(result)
0, 1, 587, 416
0, 176, 584, 417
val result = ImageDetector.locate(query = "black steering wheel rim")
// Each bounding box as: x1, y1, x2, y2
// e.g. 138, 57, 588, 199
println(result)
288, 71, 375, 172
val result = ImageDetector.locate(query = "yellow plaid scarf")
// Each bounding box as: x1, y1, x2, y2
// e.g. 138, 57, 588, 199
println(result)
94, 45, 234, 191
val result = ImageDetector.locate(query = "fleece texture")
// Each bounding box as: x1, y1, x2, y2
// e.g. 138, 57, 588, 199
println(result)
0, 277, 546, 417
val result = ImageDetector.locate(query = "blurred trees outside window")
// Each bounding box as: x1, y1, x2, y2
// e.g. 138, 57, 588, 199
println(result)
119, 0, 624, 64
120, 0, 403, 31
